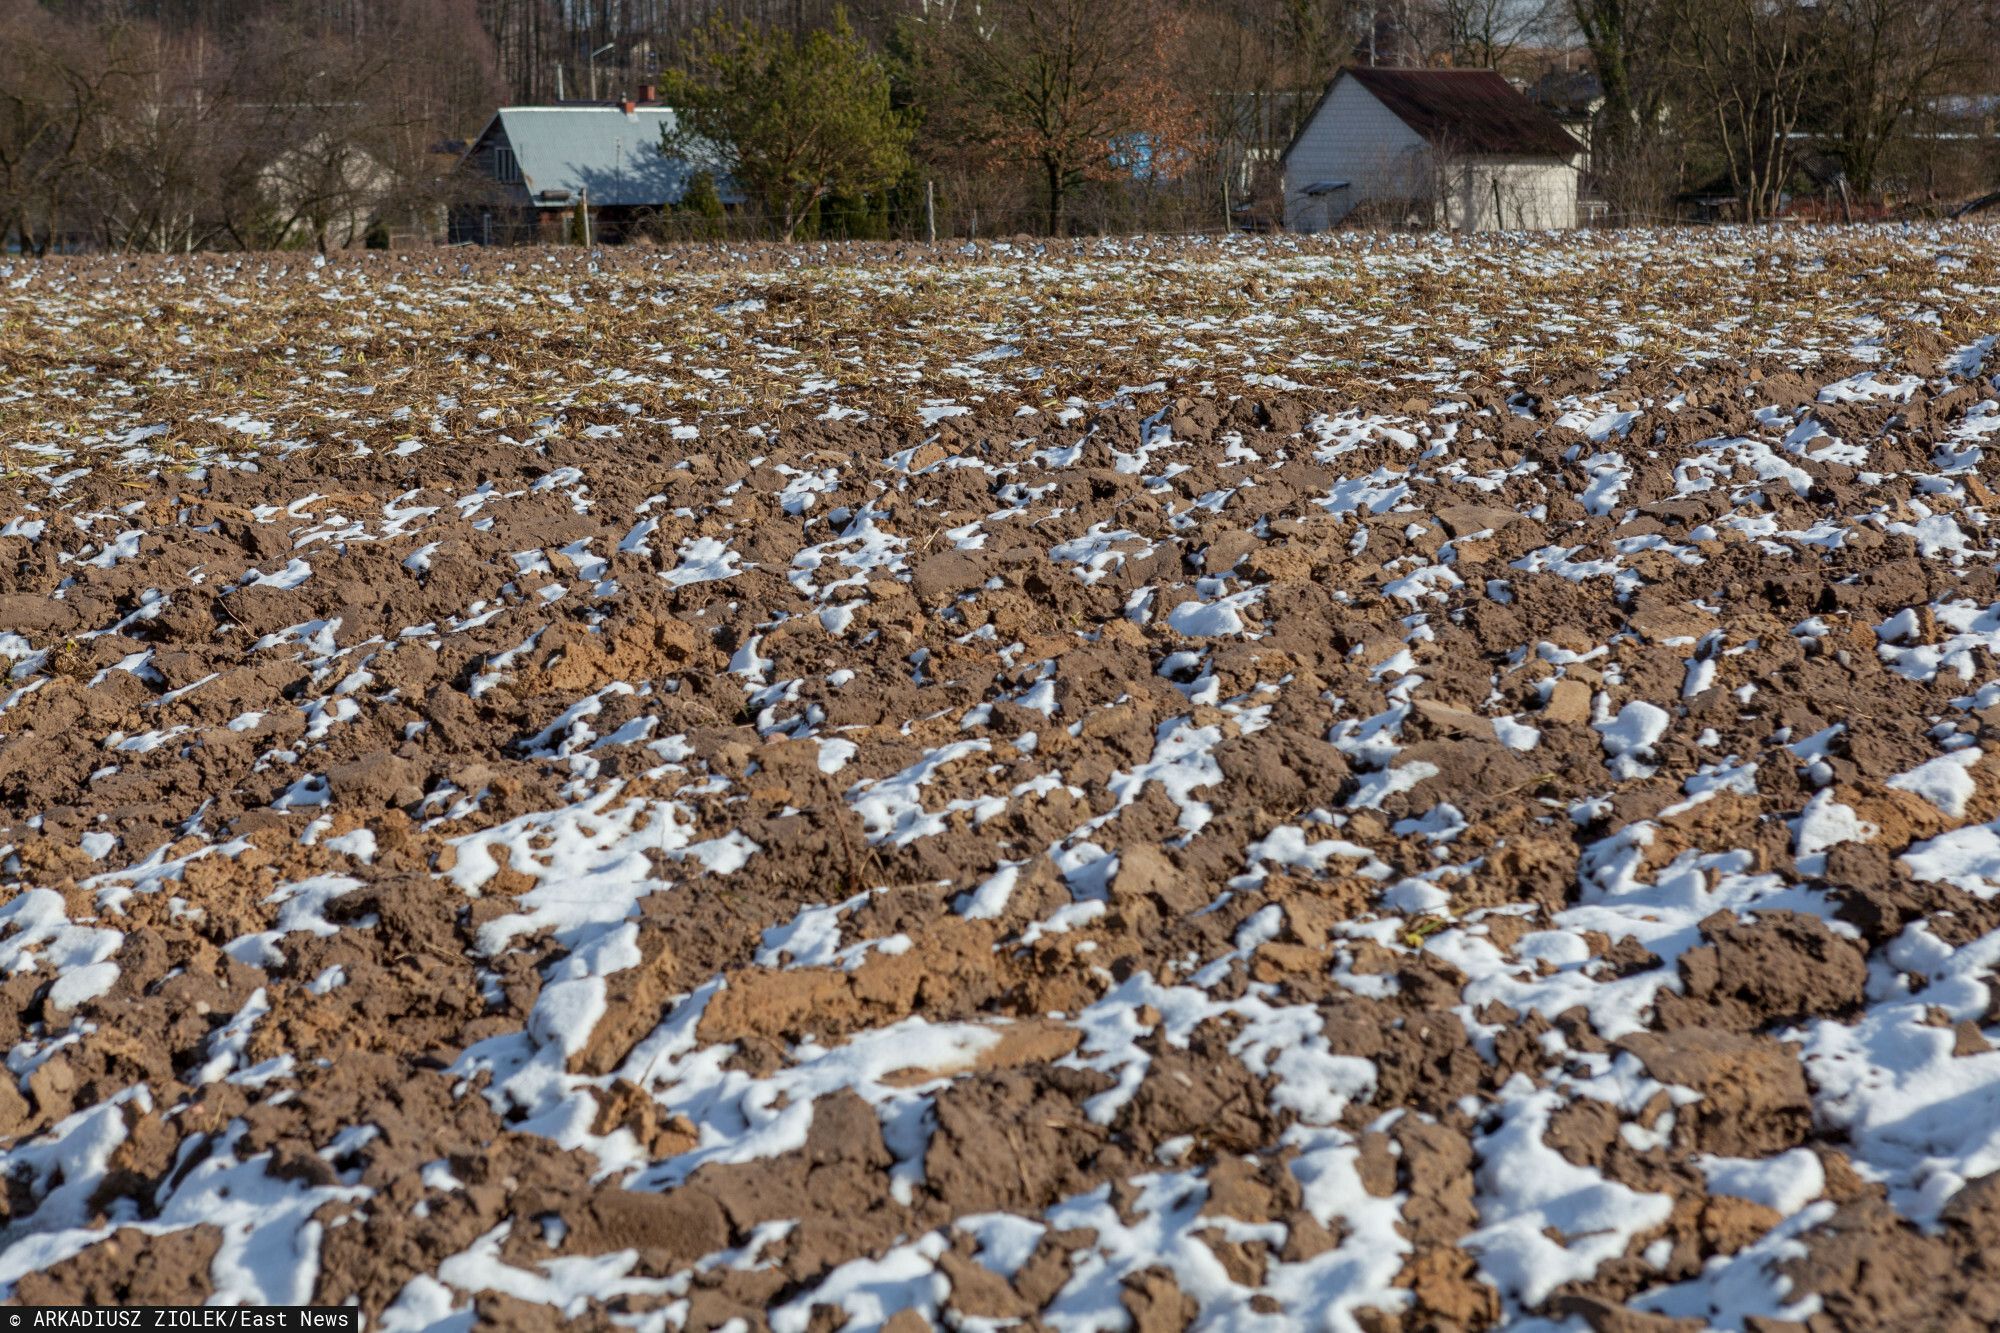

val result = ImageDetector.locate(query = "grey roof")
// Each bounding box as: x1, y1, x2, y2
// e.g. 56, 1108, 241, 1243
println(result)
477, 106, 742, 208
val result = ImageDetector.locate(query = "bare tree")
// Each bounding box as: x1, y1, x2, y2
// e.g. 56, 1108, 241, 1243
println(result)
1570, 0, 1649, 160
1280, 0, 1369, 77
3, 0, 1995, 246
1661, 0, 1829, 221
84, 27, 253, 254
1810, 0, 1987, 194
1436, 0, 1565, 69
0, 2, 148, 253
364, 0, 505, 242
914, 0, 1206, 235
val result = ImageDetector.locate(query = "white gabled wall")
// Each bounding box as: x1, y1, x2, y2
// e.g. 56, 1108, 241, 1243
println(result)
1282, 77, 1430, 232
1445, 160, 1578, 231
1283, 75, 1579, 233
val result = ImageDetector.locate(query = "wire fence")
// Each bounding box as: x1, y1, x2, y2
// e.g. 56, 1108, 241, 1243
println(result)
433, 196, 1974, 253
19, 190, 1977, 259
439, 196, 1265, 250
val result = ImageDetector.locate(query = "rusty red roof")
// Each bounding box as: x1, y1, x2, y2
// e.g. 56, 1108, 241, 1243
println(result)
1335, 66, 1580, 158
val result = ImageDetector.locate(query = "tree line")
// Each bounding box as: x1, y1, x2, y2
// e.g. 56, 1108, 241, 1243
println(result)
3, 0, 1997, 252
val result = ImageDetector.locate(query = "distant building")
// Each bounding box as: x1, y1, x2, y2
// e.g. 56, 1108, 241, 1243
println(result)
449, 97, 742, 245
1527, 68, 1605, 173
258, 133, 392, 251
1282, 67, 1582, 233
1927, 93, 2000, 138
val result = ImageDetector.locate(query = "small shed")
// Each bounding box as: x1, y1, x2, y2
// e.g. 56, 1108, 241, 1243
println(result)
1283, 67, 1581, 233
449, 103, 742, 245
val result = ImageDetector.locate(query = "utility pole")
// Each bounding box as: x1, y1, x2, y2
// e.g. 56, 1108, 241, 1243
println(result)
589, 42, 615, 102
925, 180, 936, 243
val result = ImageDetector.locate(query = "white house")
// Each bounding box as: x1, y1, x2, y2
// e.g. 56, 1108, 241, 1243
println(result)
258, 133, 392, 251
1283, 67, 1581, 233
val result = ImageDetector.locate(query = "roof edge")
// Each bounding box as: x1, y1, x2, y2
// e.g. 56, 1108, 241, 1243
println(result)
1287, 64, 1580, 164
454, 111, 503, 173
496, 104, 677, 115
1280, 68, 1352, 168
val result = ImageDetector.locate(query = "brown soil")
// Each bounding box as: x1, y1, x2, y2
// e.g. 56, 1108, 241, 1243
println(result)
3, 227, 2000, 1329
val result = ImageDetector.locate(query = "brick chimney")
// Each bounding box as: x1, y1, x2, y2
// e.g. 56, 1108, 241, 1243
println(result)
638, 84, 657, 104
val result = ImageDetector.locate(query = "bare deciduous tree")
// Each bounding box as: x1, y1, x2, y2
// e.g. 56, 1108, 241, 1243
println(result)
1811, 0, 1987, 194
0, 2, 146, 253
1660, 0, 1828, 221
1436, 0, 1564, 69
914, 0, 1205, 236
2, 0, 1999, 245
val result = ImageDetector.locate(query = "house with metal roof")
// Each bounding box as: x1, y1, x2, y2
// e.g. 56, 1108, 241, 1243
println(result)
449, 99, 743, 245
1282, 67, 1581, 233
